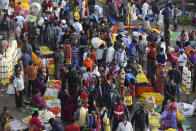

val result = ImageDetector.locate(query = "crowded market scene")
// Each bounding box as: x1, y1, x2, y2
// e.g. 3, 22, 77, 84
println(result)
0, 0, 196, 130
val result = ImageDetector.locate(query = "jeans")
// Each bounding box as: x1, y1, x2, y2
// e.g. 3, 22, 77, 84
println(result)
28, 80, 36, 97
182, 5, 187, 14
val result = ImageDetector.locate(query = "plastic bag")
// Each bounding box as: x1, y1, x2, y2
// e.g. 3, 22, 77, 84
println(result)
44, 88, 59, 97
6, 83, 15, 95
177, 102, 195, 117
10, 120, 22, 131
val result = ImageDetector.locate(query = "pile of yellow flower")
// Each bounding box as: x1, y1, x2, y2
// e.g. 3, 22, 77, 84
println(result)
139, 92, 164, 106
48, 80, 61, 87
165, 128, 176, 131
32, 52, 41, 66
149, 113, 161, 128
43, 95, 56, 100
40, 46, 54, 55
48, 64, 55, 75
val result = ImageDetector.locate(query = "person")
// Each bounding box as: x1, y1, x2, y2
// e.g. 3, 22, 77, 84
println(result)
168, 64, 181, 101
29, 111, 45, 130
58, 86, 70, 121
14, 2, 22, 15
60, 61, 67, 89
13, 61, 24, 111
49, 118, 64, 131
105, 83, 120, 115
161, 105, 177, 130
115, 45, 127, 68
35, 72, 47, 96
31, 90, 46, 109
182, 0, 187, 14
65, 118, 80, 131
178, 48, 187, 73
161, 74, 177, 113
83, 54, 93, 72
20, 49, 31, 69
162, 4, 171, 37
0, 107, 13, 131
71, 43, 79, 67
173, 3, 178, 31
75, 103, 89, 130
118, 68, 126, 98
117, 116, 133, 131
176, 30, 189, 47
189, 51, 196, 92
25, 61, 40, 97
147, 43, 157, 87
66, 66, 79, 101
142, 1, 149, 20
166, 53, 178, 68
62, 101, 77, 125
152, 0, 160, 24
131, 105, 149, 131
136, 35, 147, 67
143, 17, 151, 33
106, 42, 115, 67
0, 14, 10, 40
128, 39, 137, 64
155, 64, 166, 94
110, 97, 129, 131
156, 48, 166, 65
96, 44, 104, 66
46, 22, 57, 51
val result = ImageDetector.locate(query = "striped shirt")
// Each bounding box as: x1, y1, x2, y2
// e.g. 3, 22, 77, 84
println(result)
71, 47, 79, 60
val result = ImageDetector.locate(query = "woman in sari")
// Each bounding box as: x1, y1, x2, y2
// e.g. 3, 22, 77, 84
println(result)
155, 64, 166, 94
29, 111, 45, 131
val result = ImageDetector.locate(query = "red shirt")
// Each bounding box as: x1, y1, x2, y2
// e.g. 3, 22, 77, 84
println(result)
65, 123, 80, 131
147, 48, 156, 61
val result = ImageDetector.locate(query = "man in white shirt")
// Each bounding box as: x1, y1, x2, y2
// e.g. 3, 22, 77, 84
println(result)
117, 117, 133, 131
13, 61, 24, 111
178, 48, 187, 73
106, 42, 115, 67
73, 21, 83, 35
15, 14, 24, 29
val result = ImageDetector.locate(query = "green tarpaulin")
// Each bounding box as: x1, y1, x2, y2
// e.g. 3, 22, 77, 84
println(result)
170, 32, 179, 41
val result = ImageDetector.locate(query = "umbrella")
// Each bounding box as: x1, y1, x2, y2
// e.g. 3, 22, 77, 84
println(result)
91, 37, 105, 48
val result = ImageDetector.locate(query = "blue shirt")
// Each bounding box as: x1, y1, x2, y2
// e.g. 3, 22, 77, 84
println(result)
128, 43, 136, 56
125, 73, 137, 85
21, 53, 31, 69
